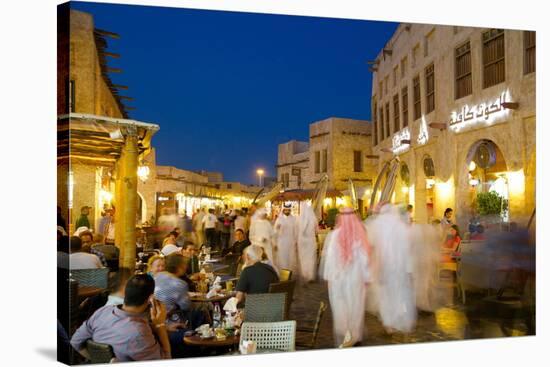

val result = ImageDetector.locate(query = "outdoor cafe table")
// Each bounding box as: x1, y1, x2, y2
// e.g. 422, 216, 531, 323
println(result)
183, 334, 239, 348
77, 286, 103, 299
189, 292, 236, 303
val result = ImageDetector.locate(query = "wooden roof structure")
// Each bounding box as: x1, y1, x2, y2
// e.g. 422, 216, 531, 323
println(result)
93, 28, 132, 118
57, 113, 159, 165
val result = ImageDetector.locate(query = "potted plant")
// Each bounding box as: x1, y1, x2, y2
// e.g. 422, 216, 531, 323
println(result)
474, 191, 508, 223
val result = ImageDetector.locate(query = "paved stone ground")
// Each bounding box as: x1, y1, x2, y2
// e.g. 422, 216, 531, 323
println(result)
290, 279, 534, 351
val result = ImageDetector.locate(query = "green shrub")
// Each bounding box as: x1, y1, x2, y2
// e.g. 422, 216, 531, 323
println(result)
475, 191, 508, 216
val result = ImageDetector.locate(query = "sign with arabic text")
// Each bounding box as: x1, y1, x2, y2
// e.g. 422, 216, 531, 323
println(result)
449, 90, 511, 133
392, 127, 410, 155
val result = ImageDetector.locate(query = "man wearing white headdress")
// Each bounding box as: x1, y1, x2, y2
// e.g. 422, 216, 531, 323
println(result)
274, 203, 298, 272
320, 207, 371, 347
248, 208, 277, 270
365, 203, 416, 334
297, 202, 317, 282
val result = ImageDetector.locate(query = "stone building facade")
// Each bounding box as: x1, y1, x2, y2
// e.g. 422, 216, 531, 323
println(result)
58, 9, 132, 232
278, 117, 376, 205
371, 23, 536, 229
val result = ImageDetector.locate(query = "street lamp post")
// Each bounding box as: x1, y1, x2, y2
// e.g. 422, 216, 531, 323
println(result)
256, 168, 265, 187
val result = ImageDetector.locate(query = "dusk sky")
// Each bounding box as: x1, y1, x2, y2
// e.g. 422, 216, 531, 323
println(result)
72, 1, 398, 185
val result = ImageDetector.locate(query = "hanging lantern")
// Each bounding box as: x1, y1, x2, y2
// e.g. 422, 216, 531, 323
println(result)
137, 164, 150, 183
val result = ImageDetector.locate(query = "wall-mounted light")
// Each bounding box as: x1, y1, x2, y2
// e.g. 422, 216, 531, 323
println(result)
426, 178, 435, 189
137, 164, 150, 183
468, 161, 477, 172
428, 122, 447, 131
469, 178, 480, 187
501, 102, 519, 110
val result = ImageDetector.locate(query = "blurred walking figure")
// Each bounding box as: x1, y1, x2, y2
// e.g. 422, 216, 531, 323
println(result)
274, 203, 298, 273
320, 207, 371, 347
297, 201, 318, 282
366, 204, 416, 334
192, 208, 206, 247
202, 208, 218, 249
410, 223, 441, 312
249, 208, 277, 270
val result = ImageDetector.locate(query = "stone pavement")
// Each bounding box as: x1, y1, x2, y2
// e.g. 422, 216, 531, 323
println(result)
289, 279, 534, 350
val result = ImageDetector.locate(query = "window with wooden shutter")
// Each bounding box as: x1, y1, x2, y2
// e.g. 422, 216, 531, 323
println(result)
372, 101, 378, 145
314, 151, 320, 174
353, 151, 362, 172
455, 41, 472, 99
413, 76, 421, 120
379, 106, 385, 139
425, 63, 435, 113
385, 102, 390, 137
482, 29, 505, 88
321, 149, 328, 173
524, 31, 536, 74
402, 86, 408, 127
393, 94, 400, 132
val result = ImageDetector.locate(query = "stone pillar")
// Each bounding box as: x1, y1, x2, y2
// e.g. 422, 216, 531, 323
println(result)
118, 126, 139, 272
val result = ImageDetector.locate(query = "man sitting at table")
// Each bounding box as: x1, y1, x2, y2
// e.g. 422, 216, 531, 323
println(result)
222, 228, 251, 257
182, 242, 200, 276
69, 236, 103, 270
154, 253, 205, 357
235, 245, 279, 305
70, 274, 172, 362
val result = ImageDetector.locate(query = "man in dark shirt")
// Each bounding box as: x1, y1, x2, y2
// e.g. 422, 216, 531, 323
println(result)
235, 245, 279, 305
222, 229, 251, 256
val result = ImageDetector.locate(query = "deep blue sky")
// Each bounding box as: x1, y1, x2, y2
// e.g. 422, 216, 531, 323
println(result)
72, 1, 398, 184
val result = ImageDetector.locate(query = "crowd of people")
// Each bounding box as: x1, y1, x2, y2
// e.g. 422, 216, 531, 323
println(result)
58, 199, 515, 362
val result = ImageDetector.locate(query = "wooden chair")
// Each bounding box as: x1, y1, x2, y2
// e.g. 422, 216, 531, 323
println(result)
71, 268, 110, 289
244, 293, 286, 322
268, 280, 296, 320
296, 301, 327, 349
240, 321, 297, 352
279, 269, 292, 282
86, 340, 115, 364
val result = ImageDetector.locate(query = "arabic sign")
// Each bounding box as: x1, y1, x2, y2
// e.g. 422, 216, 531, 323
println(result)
392, 127, 410, 154
417, 116, 429, 145
449, 90, 511, 133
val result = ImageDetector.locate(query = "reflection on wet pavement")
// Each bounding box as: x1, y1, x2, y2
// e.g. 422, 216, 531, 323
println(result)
290, 280, 534, 350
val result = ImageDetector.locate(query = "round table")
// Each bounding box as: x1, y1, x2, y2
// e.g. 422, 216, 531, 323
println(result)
184, 334, 239, 348
190, 292, 235, 303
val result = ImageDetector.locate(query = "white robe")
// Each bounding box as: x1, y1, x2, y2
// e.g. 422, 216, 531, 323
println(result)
274, 214, 298, 272
410, 224, 441, 312
320, 229, 370, 346
297, 203, 318, 282
365, 205, 416, 333
249, 217, 277, 269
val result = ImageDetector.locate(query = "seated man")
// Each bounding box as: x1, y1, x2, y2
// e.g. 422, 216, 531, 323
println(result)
182, 243, 200, 276
69, 236, 103, 270
70, 274, 171, 362
161, 237, 180, 256
154, 253, 204, 358
154, 253, 191, 315
235, 245, 279, 305
222, 229, 251, 257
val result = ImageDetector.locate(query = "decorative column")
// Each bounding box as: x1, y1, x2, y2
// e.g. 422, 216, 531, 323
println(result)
118, 125, 139, 272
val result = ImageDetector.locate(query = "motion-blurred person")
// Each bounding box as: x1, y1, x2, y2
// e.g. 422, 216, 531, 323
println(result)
147, 255, 166, 277
274, 203, 298, 273
320, 207, 371, 346
410, 224, 441, 312
249, 208, 277, 269
297, 201, 318, 282
75, 205, 92, 230
366, 204, 416, 335
202, 208, 218, 248
218, 213, 232, 250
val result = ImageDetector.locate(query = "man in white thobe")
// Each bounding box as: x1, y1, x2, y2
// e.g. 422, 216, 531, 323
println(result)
274, 203, 298, 272
320, 207, 371, 347
297, 202, 317, 282
248, 208, 277, 271
365, 203, 416, 334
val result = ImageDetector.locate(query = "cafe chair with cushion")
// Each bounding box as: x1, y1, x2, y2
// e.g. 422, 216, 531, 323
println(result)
279, 269, 292, 282
268, 280, 296, 320
244, 293, 286, 322
71, 268, 110, 289
296, 301, 327, 349
240, 321, 297, 352
86, 340, 115, 364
